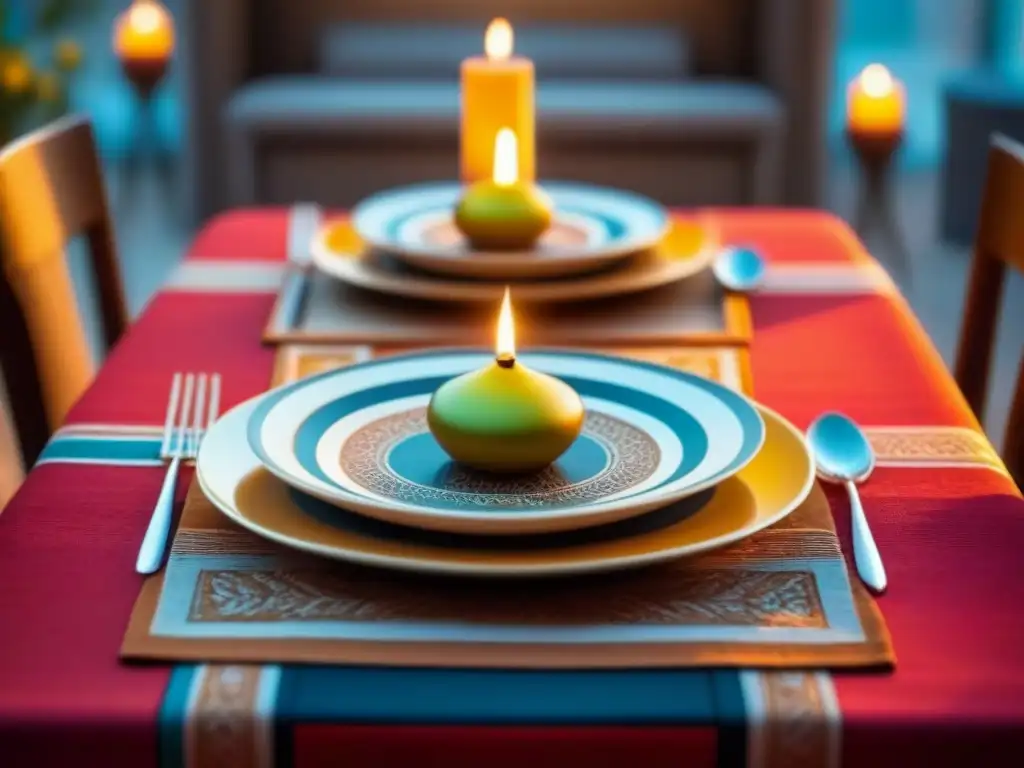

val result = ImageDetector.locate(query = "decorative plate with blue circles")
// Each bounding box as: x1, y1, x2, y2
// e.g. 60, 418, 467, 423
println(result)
246, 350, 766, 536
350, 181, 669, 280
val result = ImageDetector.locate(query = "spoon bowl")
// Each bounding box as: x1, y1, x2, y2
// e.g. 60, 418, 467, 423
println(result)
807, 412, 875, 483
713, 246, 766, 292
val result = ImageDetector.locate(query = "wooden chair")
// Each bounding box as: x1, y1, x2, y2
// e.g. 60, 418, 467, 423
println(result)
0, 115, 129, 467
954, 132, 1024, 487
0, 401, 23, 511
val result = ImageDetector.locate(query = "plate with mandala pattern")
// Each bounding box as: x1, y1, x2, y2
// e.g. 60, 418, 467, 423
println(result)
244, 350, 766, 535
197, 396, 813, 577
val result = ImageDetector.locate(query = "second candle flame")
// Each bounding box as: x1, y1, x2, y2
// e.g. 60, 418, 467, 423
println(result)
493, 128, 518, 186
859, 63, 895, 98
496, 286, 515, 361
485, 18, 513, 61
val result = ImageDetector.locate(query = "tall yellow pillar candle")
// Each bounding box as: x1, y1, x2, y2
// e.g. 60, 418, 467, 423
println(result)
460, 18, 535, 184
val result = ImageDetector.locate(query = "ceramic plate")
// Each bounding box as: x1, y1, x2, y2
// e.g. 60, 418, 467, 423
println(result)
198, 397, 812, 577
349, 181, 668, 280
245, 350, 765, 535
311, 223, 716, 305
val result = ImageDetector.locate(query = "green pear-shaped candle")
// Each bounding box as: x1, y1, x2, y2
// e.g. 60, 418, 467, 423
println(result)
427, 288, 584, 473
454, 128, 552, 251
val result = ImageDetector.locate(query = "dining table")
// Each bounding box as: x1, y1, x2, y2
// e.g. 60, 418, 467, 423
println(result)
0, 206, 1022, 768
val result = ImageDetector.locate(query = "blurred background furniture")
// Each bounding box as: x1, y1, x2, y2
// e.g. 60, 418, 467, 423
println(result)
954, 133, 1024, 485
0, 116, 128, 467
183, 0, 836, 224
940, 71, 1024, 244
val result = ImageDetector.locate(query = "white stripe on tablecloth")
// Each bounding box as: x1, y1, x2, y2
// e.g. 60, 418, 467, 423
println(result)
758, 262, 896, 294
166, 204, 322, 294
57, 423, 164, 437
37, 422, 1010, 476
163, 260, 288, 293
159, 259, 897, 296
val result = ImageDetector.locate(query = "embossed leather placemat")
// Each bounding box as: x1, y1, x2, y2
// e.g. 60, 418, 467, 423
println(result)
124, 345, 890, 669
124, 342, 891, 668
122, 477, 892, 669
262, 217, 751, 347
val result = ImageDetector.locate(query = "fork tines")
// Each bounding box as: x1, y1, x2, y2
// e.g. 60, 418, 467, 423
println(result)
159, 372, 222, 461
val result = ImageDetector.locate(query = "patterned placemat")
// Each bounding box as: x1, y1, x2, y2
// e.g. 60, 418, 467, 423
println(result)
123, 346, 892, 670
262, 217, 751, 346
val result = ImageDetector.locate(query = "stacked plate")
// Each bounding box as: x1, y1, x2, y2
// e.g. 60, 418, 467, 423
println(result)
196, 349, 816, 577
310, 182, 717, 303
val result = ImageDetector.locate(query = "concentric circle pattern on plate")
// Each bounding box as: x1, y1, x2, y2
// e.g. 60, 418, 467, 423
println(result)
245, 350, 765, 535
350, 182, 668, 280
198, 396, 813, 578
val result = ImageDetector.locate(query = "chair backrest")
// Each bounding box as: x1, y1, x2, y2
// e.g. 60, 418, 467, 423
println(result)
0, 115, 128, 465
0, 400, 23, 511
954, 132, 1024, 485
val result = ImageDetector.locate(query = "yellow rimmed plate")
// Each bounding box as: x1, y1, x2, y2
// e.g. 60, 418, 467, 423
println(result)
311, 216, 717, 305
196, 395, 814, 578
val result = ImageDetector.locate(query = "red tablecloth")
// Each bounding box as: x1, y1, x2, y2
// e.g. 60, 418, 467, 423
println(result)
1, 208, 1022, 768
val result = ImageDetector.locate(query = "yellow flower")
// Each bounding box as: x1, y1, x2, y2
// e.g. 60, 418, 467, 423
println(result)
55, 39, 82, 71
2, 57, 32, 94
36, 73, 61, 103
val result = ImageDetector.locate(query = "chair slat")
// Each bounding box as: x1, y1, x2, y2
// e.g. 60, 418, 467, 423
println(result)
954, 132, 1024, 487
0, 116, 128, 466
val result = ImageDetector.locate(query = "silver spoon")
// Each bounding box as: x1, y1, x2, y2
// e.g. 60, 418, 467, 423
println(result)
713, 246, 766, 292
807, 412, 888, 594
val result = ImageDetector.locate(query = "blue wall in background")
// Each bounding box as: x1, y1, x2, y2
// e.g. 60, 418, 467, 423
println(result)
841, 0, 917, 47
831, 0, 987, 169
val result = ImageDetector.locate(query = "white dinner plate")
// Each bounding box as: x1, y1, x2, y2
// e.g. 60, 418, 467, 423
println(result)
243, 349, 766, 536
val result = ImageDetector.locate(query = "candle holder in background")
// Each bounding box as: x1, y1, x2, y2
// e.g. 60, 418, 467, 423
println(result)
120, 56, 167, 103
112, 0, 175, 188
847, 128, 909, 280
845, 65, 911, 288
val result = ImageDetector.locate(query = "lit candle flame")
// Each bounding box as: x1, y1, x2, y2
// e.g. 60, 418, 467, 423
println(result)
858, 64, 894, 98
493, 128, 518, 186
496, 286, 515, 361
129, 1, 164, 34
114, 0, 175, 60
485, 18, 513, 61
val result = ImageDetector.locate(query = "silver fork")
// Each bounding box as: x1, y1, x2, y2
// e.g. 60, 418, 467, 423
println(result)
136, 372, 222, 574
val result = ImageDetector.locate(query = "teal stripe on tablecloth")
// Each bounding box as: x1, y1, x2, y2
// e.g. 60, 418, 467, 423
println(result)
37, 435, 162, 466
158, 666, 199, 768
273, 667, 732, 725
711, 670, 748, 768
156, 666, 750, 765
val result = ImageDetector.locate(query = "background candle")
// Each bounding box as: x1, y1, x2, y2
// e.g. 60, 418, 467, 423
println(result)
847, 64, 905, 136
460, 18, 535, 184
113, 0, 175, 63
